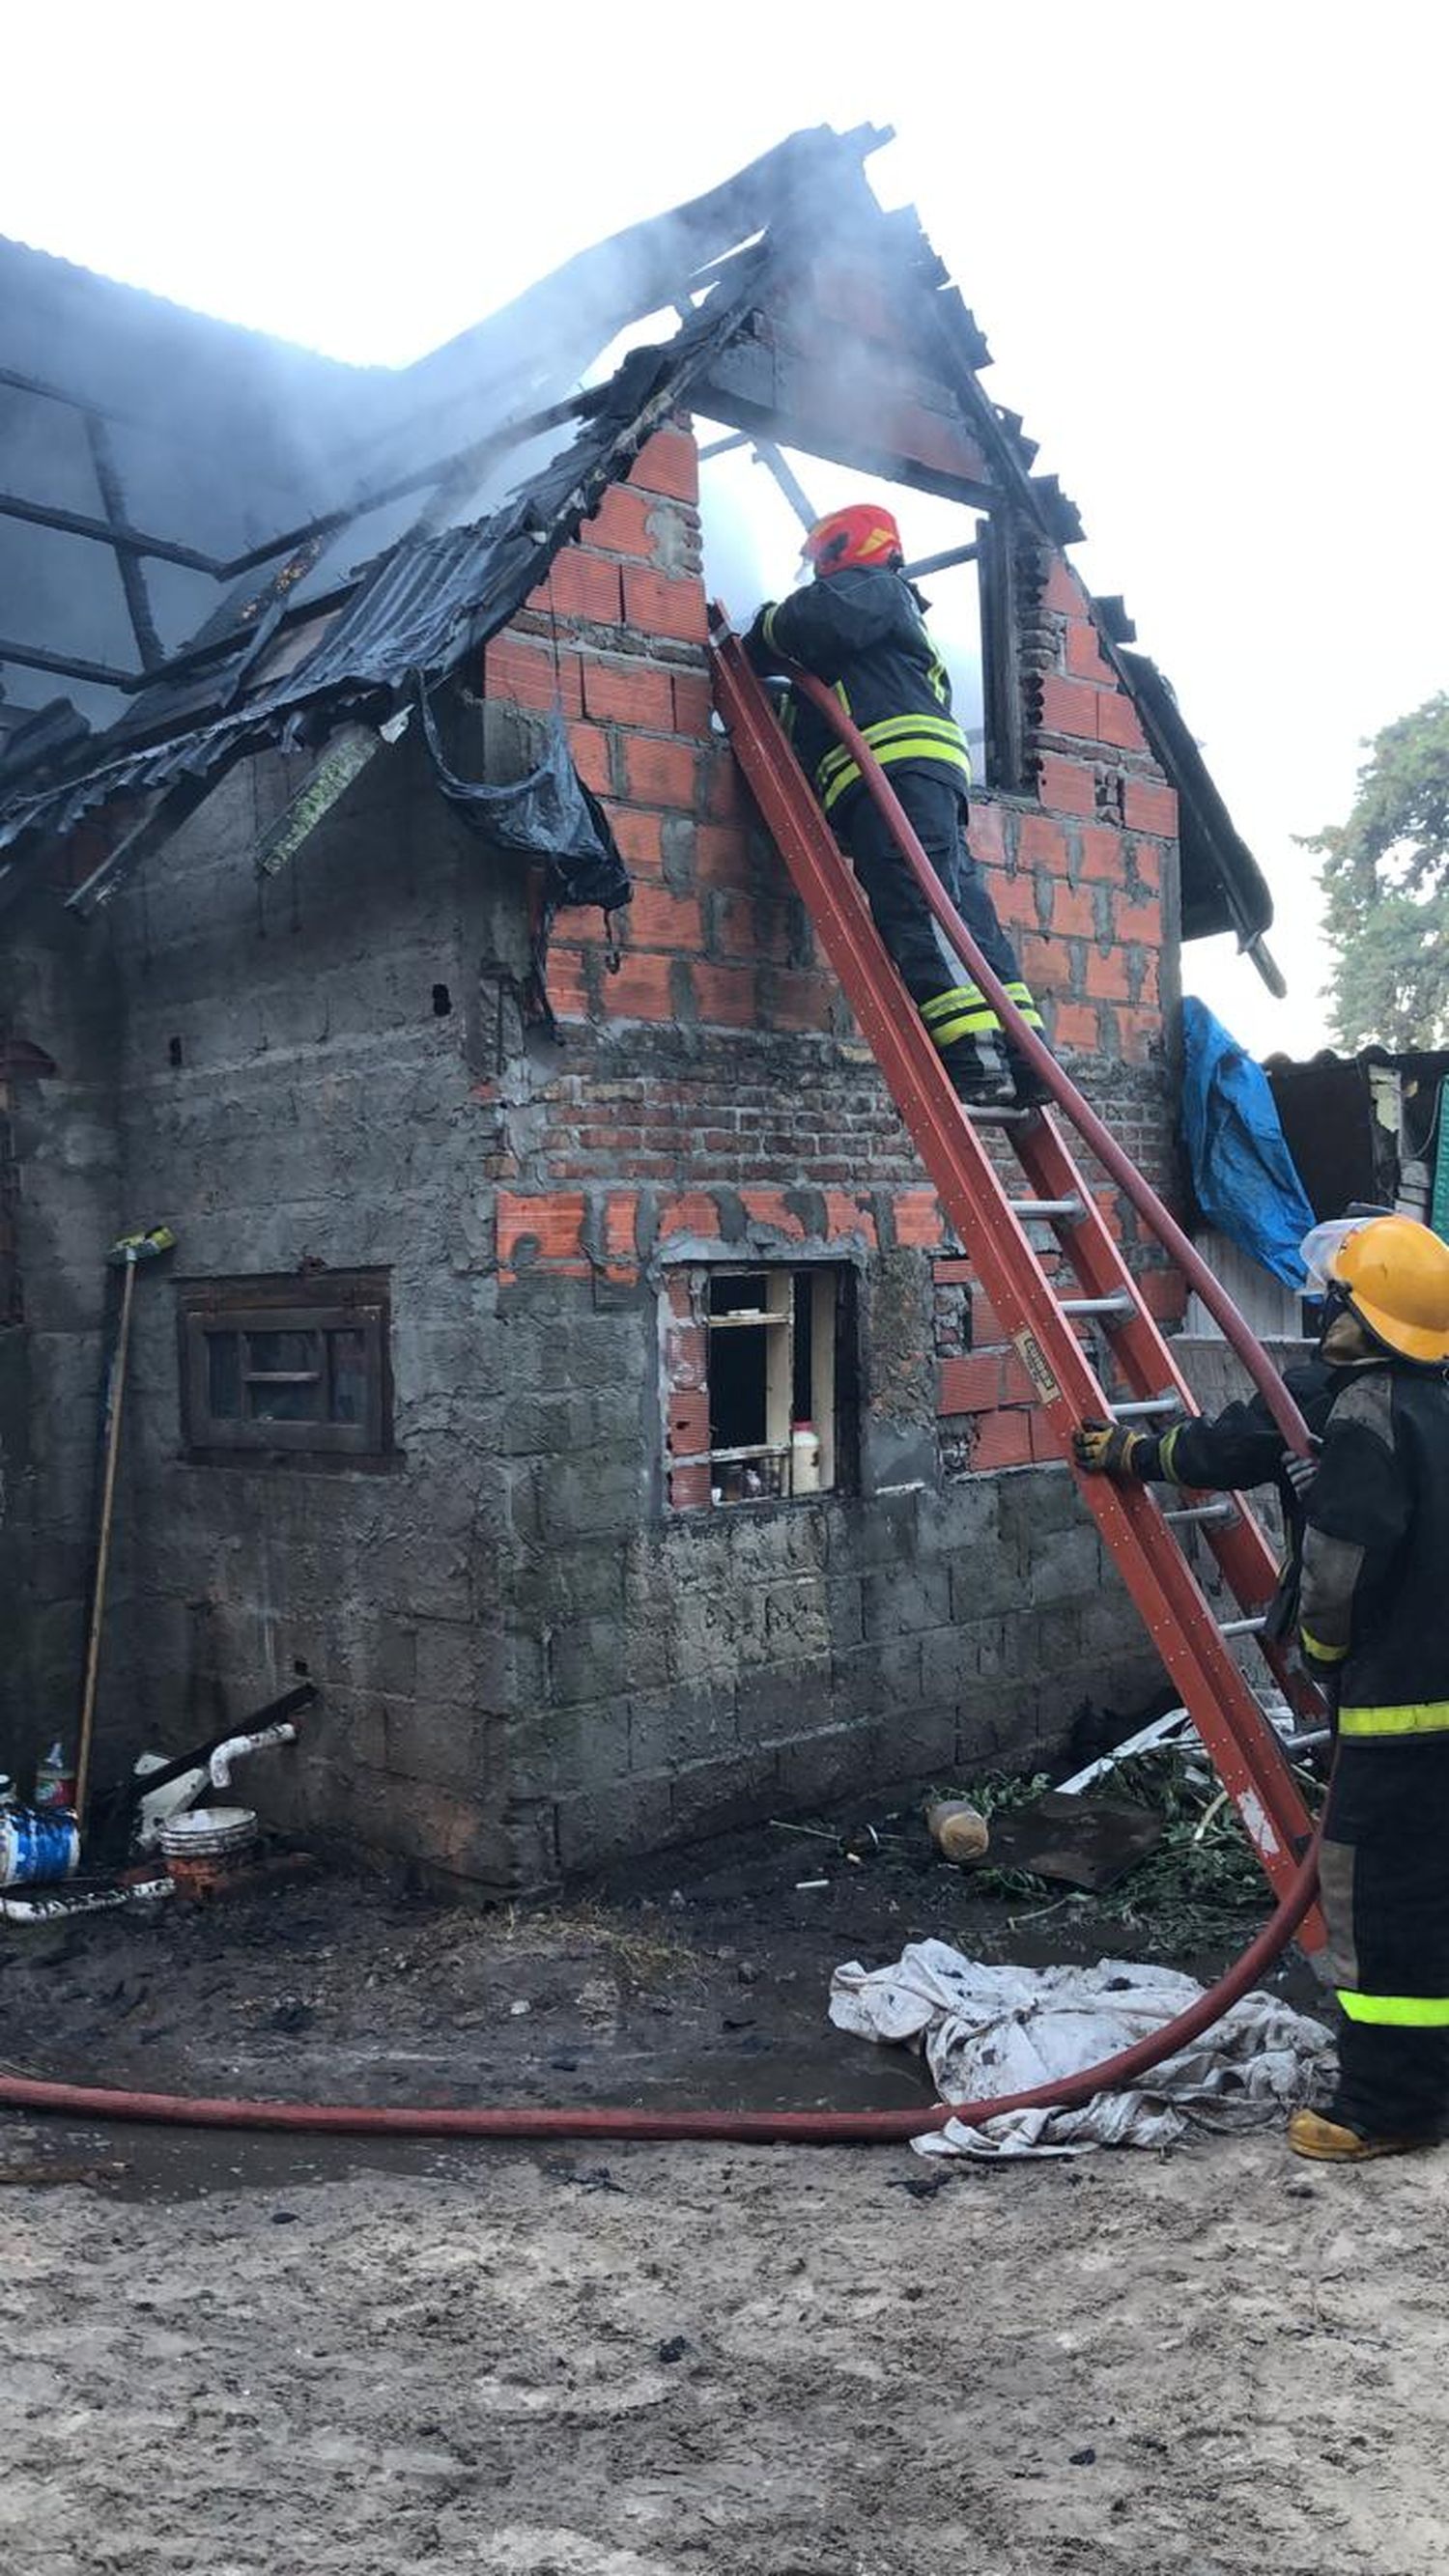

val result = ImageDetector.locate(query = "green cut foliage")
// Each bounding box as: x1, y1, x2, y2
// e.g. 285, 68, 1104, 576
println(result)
1300, 693, 1449, 1050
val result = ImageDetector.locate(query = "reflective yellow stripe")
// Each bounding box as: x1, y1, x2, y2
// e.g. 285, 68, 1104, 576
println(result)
1338, 1989, 1449, 2027
930, 1008, 1002, 1045
921, 984, 985, 1025
762, 603, 781, 652
815, 712, 969, 783
819, 735, 973, 813
1300, 1628, 1349, 1665
923, 981, 1042, 1039
1002, 980, 1045, 1030
1338, 1702, 1449, 1738
923, 986, 1001, 1040
1159, 1424, 1186, 1483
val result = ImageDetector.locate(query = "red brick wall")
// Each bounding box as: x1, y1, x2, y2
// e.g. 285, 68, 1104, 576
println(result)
480, 419, 1184, 1486
484, 425, 838, 1048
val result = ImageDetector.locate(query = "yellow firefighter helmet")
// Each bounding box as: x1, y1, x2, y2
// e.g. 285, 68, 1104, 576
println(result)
1302, 1213, 1449, 1366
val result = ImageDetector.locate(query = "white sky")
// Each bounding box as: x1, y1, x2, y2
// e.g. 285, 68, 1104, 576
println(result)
7, 0, 1446, 1058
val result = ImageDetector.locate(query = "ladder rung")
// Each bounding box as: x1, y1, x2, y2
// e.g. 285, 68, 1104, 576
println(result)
1060, 1293, 1136, 1318
1109, 1398, 1179, 1418
1009, 1197, 1083, 1221
1163, 1503, 1237, 1527
960, 1102, 1032, 1123
1218, 1615, 1267, 1638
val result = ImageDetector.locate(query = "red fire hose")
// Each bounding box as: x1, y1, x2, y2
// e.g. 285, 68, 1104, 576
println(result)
0, 1833, 1320, 2142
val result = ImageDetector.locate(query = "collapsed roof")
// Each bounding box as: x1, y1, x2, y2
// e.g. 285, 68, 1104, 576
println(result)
0, 123, 1275, 968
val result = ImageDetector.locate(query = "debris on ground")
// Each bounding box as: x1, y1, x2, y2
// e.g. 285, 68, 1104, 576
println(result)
953, 1788, 1163, 1892
923, 1798, 990, 1862
830, 1941, 1332, 2159
927, 1738, 1325, 1945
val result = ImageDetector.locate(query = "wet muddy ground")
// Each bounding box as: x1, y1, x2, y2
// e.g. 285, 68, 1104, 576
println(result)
0, 1793, 1314, 2180
3, 1809, 1439, 2572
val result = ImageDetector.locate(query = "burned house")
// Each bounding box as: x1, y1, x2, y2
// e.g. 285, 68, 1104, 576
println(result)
0, 126, 1279, 1891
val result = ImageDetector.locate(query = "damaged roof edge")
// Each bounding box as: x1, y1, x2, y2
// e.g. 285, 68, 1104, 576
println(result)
1116, 648, 1283, 995
0, 121, 1275, 993
404, 121, 894, 418
0, 271, 768, 873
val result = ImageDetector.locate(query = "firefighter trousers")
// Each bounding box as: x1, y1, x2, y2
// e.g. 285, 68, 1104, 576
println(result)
1319, 1738, 1449, 2138
841, 775, 1043, 1075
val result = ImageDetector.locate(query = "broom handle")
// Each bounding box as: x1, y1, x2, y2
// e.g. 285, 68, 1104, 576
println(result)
75, 1256, 136, 1828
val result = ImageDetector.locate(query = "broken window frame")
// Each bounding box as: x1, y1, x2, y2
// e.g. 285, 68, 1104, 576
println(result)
668, 1260, 858, 1509
177, 1272, 391, 1462
694, 408, 1023, 797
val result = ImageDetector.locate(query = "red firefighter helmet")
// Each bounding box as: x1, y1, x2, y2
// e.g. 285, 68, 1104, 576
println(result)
802, 503, 903, 578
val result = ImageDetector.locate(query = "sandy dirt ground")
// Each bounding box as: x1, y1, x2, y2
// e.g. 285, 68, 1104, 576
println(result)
2, 1828, 1446, 2573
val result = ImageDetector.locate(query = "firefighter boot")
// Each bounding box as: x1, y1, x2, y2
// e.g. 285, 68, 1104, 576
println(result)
1287, 2108, 1437, 2163
1008, 1049, 1061, 1112
938, 1029, 1015, 1109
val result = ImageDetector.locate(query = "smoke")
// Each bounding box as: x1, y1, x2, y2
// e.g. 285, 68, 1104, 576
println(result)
2, 126, 939, 749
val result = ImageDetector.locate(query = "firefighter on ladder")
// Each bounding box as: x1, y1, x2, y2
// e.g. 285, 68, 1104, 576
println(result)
1075, 1211, 1449, 2161
745, 504, 1054, 1110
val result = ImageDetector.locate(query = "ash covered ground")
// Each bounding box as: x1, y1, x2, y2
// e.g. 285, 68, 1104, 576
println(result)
1, 1811, 1437, 2575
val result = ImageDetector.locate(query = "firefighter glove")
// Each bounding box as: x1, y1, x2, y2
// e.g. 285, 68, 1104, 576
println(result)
1282, 1436, 1321, 1501
743, 607, 778, 673
1073, 1419, 1148, 1478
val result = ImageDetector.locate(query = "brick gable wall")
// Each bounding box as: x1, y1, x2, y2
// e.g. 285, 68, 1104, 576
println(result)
479, 422, 1184, 1512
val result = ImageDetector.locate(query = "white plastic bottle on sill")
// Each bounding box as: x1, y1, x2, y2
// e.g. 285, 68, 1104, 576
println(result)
790, 1420, 821, 1494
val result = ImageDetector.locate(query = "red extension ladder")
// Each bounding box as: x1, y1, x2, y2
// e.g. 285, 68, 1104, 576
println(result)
709, 610, 1325, 1947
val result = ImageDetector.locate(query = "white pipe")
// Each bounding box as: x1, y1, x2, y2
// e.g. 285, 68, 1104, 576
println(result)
208, 1721, 298, 1791
0, 1879, 174, 1923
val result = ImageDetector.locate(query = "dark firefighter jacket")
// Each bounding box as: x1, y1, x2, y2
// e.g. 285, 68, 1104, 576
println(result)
1127, 1356, 1353, 1643
744, 567, 970, 825
1134, 1356, 1449, 1734
1297, 1361, 1449, 1736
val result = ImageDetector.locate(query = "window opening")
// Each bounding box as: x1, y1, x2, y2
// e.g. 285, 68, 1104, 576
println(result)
178, 1271, 390, 1460
672, 1264, 850, 1507
696, 422, 988, 782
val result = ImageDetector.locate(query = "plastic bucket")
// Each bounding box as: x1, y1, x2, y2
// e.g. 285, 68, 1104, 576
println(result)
159, 1806, 259, 1862
0, 1806, 81, 1887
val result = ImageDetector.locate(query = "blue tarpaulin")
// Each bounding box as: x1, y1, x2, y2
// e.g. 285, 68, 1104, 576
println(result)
1180, 998, 1317, 1287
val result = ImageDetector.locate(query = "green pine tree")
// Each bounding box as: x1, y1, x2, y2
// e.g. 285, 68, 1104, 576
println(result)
1301, 693, 1449, 1050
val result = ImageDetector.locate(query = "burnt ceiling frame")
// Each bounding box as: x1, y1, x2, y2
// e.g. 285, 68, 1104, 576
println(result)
0, 381, 598, 700
0, 118, 1279, 974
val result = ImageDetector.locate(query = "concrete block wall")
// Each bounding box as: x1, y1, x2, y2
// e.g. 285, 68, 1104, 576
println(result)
70, 735, 552, 1886
0, 896, 123, 1788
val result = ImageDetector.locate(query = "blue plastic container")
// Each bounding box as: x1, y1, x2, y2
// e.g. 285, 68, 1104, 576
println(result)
0, 1805, 80, 1887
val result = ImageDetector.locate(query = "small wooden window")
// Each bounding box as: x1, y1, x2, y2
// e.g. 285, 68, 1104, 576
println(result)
667, 1264, 855, 1509
178, 1273, 390, 1459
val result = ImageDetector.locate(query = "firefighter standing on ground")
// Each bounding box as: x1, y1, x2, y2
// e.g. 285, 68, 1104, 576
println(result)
745, 504, 1053, 1109
1075, 1211, 1449, 2162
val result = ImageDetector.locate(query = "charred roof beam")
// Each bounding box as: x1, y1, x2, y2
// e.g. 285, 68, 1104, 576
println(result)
696, 359, 1000, 515
0, 487, 220, 574
0, 360, 143, 428
0, 636, 140, 689
84, 413, 164, 669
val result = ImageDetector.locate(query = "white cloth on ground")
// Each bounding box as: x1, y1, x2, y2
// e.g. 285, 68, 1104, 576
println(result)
829, 1940, 1332, 2158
